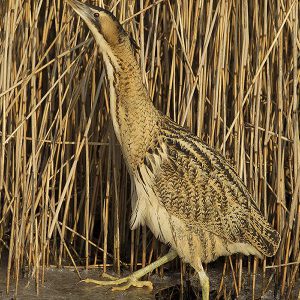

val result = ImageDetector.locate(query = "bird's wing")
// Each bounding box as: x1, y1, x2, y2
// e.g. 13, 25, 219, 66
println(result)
143, 117, 280, 257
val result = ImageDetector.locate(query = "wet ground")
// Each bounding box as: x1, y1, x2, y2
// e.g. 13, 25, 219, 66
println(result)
0, 264, 299, 299
0, 267, 156, 300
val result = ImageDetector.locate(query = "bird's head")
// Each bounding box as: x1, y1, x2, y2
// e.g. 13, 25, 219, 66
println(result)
66, 0, 133, 58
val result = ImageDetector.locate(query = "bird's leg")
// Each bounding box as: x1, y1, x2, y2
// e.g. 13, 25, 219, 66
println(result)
198, 263, 210, 300
82, 249, 177, 291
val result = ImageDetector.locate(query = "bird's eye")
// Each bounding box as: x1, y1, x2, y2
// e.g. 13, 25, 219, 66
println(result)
94, 12, 99, 18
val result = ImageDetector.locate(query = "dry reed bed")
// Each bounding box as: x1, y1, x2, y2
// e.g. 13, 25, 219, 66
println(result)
0, 0, 299, 298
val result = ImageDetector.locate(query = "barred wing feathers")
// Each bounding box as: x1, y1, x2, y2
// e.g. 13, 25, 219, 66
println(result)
146, 117, 280, 258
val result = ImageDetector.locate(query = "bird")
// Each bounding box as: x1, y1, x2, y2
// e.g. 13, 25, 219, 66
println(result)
65, 1, 281, 299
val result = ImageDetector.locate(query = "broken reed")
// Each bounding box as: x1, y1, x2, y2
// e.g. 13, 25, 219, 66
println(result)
0, 0, 299, 298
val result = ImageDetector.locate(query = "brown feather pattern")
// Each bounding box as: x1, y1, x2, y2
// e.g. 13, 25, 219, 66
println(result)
140, 116, 281, 262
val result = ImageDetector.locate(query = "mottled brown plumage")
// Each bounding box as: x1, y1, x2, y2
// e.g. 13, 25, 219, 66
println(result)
130, 114, 280, 276
66, 1, 281, 298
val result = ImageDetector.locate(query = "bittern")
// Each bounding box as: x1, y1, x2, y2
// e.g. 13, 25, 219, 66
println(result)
66, 1, 281, 299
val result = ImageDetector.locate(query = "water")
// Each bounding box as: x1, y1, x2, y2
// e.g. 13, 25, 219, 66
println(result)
0, 264, 299, 299
0, 267, 156, 300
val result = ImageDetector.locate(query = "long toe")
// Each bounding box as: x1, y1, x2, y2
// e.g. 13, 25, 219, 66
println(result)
111, 279, 153, 291
101, 273, 119, 280
81, 276, 128, 286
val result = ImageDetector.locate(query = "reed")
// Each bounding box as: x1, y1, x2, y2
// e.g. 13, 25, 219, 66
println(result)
0, 0, 299, 298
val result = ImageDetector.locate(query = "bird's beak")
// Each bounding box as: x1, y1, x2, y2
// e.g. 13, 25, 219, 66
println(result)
65, 0, 93, 21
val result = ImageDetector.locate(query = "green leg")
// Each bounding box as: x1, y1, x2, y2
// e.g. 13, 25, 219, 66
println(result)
82, 249, 177, 291
198, 265, 210, 300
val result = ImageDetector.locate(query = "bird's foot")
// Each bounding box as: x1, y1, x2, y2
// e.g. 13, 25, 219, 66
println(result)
81, 250, 177, 291
81, 275, 153, 291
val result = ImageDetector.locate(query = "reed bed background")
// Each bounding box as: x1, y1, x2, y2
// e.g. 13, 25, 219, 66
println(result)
0, 0, 299, 298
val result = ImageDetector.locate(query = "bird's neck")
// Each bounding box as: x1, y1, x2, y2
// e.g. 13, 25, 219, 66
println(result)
102, 44, 160, 173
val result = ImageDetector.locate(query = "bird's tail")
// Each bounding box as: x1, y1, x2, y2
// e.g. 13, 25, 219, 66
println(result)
244, 208, 281, 257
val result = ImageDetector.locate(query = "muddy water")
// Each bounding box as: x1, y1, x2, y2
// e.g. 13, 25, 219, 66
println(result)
0, 267, 157, 300
0, 264, 299, 299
